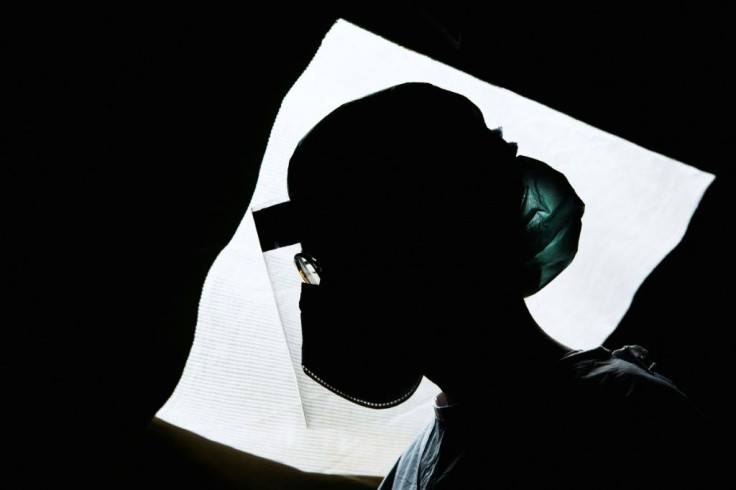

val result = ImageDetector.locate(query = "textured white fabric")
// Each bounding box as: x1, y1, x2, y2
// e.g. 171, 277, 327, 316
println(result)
156, 19, 715, 476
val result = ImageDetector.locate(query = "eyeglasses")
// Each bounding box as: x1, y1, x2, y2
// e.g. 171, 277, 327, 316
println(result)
294, 252, 322, 285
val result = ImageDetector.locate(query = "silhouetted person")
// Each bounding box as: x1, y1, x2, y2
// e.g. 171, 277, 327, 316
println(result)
254, 82, 718, 489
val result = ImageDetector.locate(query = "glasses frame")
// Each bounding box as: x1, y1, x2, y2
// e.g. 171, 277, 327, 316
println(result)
294, 252, 322, 285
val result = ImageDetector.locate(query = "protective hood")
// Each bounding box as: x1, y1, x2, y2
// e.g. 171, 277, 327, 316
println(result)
252, 82, 584, 408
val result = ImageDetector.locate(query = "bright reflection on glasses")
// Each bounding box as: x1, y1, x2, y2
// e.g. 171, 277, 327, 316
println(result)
294, 252, 321, 285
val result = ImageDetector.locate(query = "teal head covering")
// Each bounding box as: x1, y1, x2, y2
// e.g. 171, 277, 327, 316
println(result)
517, 155, 584, 297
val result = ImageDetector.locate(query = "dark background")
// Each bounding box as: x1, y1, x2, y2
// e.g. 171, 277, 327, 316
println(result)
5, 2, 733, 487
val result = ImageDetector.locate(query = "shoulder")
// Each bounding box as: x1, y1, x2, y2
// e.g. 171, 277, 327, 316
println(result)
560, 345, 696, 408
553, 345, 715, 485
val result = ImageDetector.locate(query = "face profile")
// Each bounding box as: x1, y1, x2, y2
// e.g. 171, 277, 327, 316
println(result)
253, 81, 584, 408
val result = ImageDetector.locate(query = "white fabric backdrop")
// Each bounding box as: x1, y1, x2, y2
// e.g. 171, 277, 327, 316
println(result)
156, 19, 715, 476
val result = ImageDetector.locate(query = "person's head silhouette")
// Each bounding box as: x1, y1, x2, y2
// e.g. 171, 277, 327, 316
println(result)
254, 82, 584, 408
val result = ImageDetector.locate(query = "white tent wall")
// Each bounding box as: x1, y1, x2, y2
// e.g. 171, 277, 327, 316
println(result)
156, 20, 714, 476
